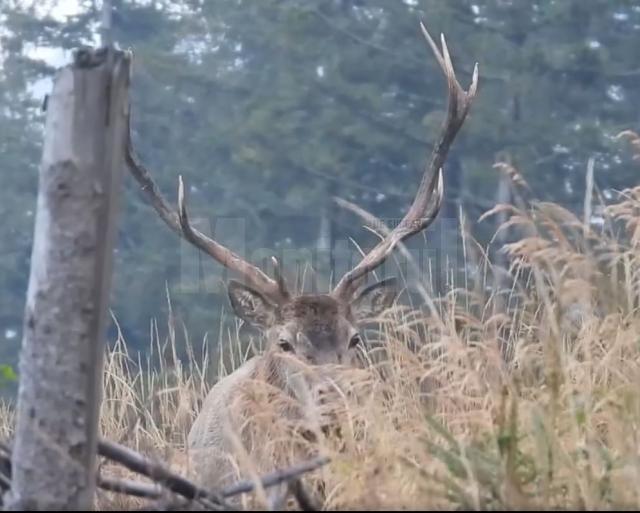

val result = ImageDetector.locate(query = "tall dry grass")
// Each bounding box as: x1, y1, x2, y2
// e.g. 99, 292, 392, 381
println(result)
3, 135, 640, 510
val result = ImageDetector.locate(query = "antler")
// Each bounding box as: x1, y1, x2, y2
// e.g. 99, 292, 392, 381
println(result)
331, 22, 478, 302
125, 110, 290, 304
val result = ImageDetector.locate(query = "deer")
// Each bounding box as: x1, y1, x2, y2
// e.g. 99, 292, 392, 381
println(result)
124, 21, 477, 497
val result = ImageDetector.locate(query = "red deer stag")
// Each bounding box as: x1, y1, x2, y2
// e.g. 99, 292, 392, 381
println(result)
125, 22, 477, 492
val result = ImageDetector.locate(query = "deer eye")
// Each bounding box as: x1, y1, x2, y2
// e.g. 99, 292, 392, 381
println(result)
279, 340, 295, 353
348, 333, 362, 349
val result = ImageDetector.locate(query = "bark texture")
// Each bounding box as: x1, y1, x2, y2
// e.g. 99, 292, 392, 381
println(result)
4, 48, 130, 510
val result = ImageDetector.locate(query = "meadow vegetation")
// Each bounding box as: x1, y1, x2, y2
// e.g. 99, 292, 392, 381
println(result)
3, 132, 640, 510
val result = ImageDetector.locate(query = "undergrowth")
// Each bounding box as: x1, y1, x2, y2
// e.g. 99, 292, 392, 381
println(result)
3, 134, 640, 510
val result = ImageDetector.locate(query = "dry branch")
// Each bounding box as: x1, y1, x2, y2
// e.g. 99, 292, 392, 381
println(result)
97, 475, 162, 499
2, 436, 329, 511
97, 439, 230, 510
220, 455, 329, 498
97, 449, 329, 509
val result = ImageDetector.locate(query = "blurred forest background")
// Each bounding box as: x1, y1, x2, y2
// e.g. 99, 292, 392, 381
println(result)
1, 0, 639, 390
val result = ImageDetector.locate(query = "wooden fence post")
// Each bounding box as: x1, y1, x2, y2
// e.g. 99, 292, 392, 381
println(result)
5, 47, 131, 510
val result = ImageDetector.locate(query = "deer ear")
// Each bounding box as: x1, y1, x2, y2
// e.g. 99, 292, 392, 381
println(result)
228, 280, 277, 330
350, 277, 399, 323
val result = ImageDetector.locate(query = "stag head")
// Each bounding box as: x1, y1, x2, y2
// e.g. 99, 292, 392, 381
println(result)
125, 22, 478, 367
227, 277, 398, 367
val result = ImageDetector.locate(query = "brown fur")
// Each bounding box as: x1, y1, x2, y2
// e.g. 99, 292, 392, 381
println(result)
186, 280, 398, 493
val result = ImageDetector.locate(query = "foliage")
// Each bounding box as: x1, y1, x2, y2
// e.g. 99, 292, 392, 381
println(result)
0, 0, 639, 372
0, 364, 16, 389
2, 142, 640, 508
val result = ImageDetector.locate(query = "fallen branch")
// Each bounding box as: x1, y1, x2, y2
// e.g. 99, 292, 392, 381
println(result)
221, 455, 329, 498
97, 439, 231, 510
3, 436, 329, 511
97, 478, 200, 511
98, 475, 162, 499
131, 497, 199, 511
97, 454, 329, 505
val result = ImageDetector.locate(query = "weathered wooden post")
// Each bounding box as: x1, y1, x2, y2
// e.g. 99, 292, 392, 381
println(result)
4, 46, 131, 510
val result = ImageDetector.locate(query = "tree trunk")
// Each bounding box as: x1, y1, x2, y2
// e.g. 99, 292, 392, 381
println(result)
314, 197, 333, 293
493, 168, 511, 306
4, 48, 130, 510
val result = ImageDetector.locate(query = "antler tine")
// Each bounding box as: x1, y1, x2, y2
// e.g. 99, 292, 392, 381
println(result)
271, 256, 291, 301
332, 22, 477, 301
126, 107, 289, 304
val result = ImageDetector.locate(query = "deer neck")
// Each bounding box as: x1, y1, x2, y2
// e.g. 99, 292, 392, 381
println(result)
251, 350, 317, 408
